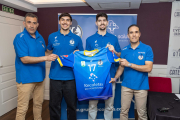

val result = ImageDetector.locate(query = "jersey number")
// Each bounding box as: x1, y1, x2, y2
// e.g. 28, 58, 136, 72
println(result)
88, 64, 96, 72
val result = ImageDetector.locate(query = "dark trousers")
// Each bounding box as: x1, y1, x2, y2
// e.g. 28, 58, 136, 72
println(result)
49, 79, 77, 120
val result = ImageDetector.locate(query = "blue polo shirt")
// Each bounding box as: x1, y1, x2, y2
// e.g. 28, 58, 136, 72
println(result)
13, 28, 46, 84
47, 30, 83, 80
86, 31, 121, 78
121, 41, 154, 90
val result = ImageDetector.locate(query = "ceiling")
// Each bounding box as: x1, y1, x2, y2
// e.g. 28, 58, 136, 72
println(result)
0, 0, 177, 12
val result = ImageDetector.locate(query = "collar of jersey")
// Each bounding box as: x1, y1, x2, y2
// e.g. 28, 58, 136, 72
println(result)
84, 49, 99, 57
23, 28, 40, 39
128, 41, 142, 50
95, 31, 110, 37
58, 30, 72, 37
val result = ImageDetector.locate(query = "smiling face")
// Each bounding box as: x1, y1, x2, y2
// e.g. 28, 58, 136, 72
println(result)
96, 17, 108, 31
128, 26, 141, 44
59, 16, 72, 31
23, 16, 39, 35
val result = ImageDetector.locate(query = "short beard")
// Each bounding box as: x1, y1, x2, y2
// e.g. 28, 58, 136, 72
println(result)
130, 40, 139, 44
99, 28, 106, 31
61, 27, 69, 31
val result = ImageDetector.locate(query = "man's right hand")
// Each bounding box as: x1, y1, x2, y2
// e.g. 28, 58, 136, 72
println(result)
46, 54, 58, 61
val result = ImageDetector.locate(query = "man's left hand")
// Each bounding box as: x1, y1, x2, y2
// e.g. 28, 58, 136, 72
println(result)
106, 45, 115, 52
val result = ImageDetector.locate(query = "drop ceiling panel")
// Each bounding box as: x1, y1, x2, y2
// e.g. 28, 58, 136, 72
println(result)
85, 0, 141, 10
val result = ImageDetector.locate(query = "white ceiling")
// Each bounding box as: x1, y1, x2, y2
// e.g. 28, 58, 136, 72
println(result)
0, 0, 176, 12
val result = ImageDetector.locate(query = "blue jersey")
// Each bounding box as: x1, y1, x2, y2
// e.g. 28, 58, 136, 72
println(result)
57, 47, 120, 101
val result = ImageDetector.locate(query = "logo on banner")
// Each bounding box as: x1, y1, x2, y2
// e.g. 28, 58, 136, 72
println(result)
174, 12, 180, 17
173, 27, 180, 36
169, 66, 180, 75
70, 19, 83, 38
172, 49, 180, 57
107, 20, 119, 34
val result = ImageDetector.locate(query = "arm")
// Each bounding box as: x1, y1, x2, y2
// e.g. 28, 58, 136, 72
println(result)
45, 49, 53, 56
109, 65, 124, 83
120, 59, 153, 73
106, 45, 121, 57
20, 54, 58, 64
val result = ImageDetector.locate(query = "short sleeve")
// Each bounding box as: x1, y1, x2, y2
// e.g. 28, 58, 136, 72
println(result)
107, 49, 120, 63
145, 46, 154, 62
47, 35, 53, 50
13, 36, 28, 57
57, 53, 74, 68
77, 37, 84, 51
114, 37, 121, 53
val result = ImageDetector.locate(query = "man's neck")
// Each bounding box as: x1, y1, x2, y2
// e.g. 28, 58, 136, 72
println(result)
60, 29, 70, 35
98, 29, 106, 36
30, 34, 36, 39
131, 41, 140, 49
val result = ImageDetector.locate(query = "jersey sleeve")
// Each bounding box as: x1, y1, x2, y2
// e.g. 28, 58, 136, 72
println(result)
57, 53, 74, 68
114, 37, 121, 52
107, 49, 120, 63
77, 37, 84, 51
145, 46, 154, 62
13, 35, 28, 57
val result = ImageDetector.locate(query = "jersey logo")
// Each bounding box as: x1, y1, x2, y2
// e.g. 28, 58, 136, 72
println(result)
138, 55, 144, 60
95, 40, 97, 43
54, 36, 58, 42
89, 73, 98, 82
81, 61, 86, 67
20, 33, 24, 38
69, 39, 75, 45
42, 43, 45, 48
98, 59, 103, 66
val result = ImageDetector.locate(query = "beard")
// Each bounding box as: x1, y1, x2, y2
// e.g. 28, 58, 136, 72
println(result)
61, 27, 69, 31
130, 40, 139, 44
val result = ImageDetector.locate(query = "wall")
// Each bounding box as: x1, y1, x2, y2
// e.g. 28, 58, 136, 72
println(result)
36, 2, 172, 65
0, 4, 26, 17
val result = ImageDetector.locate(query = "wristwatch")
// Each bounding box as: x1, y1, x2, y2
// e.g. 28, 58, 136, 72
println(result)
128, 63, 132, 67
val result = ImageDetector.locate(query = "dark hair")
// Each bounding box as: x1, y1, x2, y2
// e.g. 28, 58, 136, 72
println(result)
96, 12, 108, 21
59, 13, 72, 21
24, 13, 38, 21
128, 24, 140, 33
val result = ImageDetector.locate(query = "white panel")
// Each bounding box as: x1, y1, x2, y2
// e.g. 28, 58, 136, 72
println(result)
142, 0, 160, 3
0, 66, 15, 75
99, 2, 130, 9
1, 72, 16, 83
1, 79, 16, 90
2, 85, 17, 103
0, 23, 22, 67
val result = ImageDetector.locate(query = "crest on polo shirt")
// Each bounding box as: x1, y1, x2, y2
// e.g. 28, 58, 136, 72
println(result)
138, 55, 144, 60
69, 39, 75, 46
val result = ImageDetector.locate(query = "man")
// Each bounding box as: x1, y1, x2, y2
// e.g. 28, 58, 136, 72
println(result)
13, 13, 57, 120
110, 24, 154, 120
46, 13, 83, 120
86, 12, 121, 120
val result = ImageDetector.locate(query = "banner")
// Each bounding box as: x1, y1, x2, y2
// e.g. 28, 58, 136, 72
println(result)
167, 1, 180, 77
58, 14, 137, 120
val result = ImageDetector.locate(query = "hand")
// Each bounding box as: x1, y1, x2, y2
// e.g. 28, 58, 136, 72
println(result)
73, 49, 79, 54
46, 54, 58, 61
120, 59, 129, 67
106, 45, 115, 52
109, 78, 116, 83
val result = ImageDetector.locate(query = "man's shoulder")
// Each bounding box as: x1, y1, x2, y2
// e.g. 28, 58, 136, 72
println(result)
49, 31, 59, 38
71, 32, 81, 41
86, 33, 96, 41
140, 42, 152, 50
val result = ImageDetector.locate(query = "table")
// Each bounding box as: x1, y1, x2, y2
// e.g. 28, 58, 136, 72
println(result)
148, 91, 180, 120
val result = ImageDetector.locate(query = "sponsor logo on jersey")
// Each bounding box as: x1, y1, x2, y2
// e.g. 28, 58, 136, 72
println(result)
89, 73, 98, 82
20, 33, 24, 38
98, 59, 103, 66
81, 61, 86, 67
